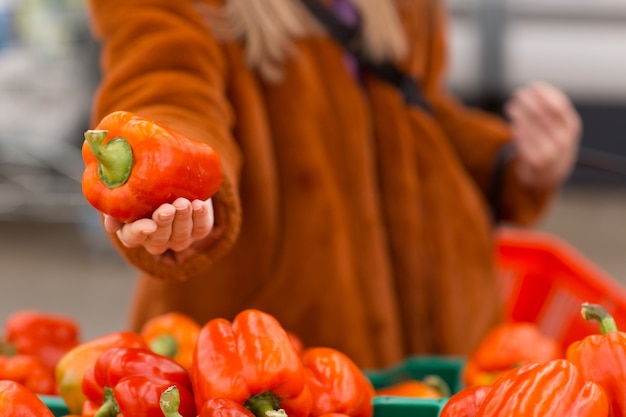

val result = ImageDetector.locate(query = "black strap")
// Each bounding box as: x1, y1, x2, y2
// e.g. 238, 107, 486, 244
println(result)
488, 143, 517, 223
303, 0, 517, 222
299, 0, 432, 113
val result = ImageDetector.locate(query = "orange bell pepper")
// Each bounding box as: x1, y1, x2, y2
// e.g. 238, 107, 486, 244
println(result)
473, 359, 608, 416
82, 110, 223, 222
55, 331, 147, 415
301, 347, 374, 417
375, 377, 448, 399
2, 310, 80, 371
0, 354, 57, 395
192, 309, 312, 417
566, 302, 626, 417
0, 380, 55, 417
439, 385, 491, 417
462, 321, 562, 386
140, 312, 201, 372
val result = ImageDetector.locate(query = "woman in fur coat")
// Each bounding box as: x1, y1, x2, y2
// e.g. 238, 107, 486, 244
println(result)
86, 0, 581, 368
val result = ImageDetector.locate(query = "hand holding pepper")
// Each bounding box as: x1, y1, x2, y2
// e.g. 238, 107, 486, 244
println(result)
103, 196, 215, 258
82, 110, 223, 223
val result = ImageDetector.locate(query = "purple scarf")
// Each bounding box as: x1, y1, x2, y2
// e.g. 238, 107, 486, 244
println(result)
331, 0, 360, 79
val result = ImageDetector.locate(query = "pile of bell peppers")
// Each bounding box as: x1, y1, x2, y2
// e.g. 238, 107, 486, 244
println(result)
0, 310, 80, 396
2, 303, 626, 417
441, 302, 626, 416
1, 309, 375, 417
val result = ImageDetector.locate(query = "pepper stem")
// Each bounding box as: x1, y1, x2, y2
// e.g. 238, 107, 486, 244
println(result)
160, 385, 184, 417
94, 387, 120, 417
149, 335, 179, 359
0, 342, 16, 356
422, 374, 452, 397
244, 392, 287, 417
581, 302, 618, 334
84, 129, 134, 189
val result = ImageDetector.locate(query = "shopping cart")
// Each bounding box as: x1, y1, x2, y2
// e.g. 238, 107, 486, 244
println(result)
495, 226, 626, 351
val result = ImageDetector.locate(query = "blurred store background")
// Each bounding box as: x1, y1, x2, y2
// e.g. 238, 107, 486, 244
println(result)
0, 0, 625, 340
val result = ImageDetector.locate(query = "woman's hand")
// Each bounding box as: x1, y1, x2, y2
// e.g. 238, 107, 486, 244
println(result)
505, 81, 582, 189
103, 197, 215, 256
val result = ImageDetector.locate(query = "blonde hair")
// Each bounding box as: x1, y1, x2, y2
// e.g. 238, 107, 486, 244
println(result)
198, 0, 407, 82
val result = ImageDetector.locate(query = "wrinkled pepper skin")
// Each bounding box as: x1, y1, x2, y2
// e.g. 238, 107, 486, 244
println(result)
140, 312, 201, 372
475, 359, 609, 416
0, 380, 55, 417
566, 303, 626, 417
192, 309, 312, 417
463, 322, 562, 386
0, 354, 57, 395
439, 385, 491, 417
55, 331, 147, 415
198, 398, 256, 417
81, 110, 223, 222
301, 347, 374, 417
3, 310, 80, 371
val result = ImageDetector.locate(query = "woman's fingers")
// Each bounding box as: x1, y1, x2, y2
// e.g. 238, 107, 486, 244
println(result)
505, 81, 581, 189
191, 198, 214, 241
106, 197, 215, 255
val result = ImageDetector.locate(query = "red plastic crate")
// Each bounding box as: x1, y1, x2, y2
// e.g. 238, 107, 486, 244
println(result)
495, 227, 626, 351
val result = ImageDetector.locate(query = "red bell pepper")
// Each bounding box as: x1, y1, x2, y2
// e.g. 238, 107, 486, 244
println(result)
0, 354, 57, 395
83, 346, 193, 416
462, 321, 562, 386
192, 309, 312, 417
140, 312, 201, 372
2, 310, 80, 371
198, 398, 256, 417
82, 110, 223, 222
473, 359, 608, 416
0, 380, 55, 417
566, 302, 626, 417
55, 330, 148, 415
99, 375, 196, 417
439, 385, 491, 417
301, 347, 374, 417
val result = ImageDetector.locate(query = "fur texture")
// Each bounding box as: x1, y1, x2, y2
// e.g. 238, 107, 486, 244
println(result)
87, 0, 554, 368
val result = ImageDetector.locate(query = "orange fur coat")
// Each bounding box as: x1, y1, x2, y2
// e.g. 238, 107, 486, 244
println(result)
86, 0, 554, 368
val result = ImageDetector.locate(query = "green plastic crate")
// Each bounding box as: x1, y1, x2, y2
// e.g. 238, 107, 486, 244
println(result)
364, 355, 465, 417
39, 355, 465, 417
372, 396, 448, 417
364, 355, 466, 394
39, 395, 70, 417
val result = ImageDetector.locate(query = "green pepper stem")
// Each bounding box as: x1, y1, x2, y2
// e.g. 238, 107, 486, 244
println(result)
84, 129, 134, 189
581, 302, 618, 334
422, 374, 452, 398
0, 342, 16, 356
94, 387, 120, 417
149, 334, 179, 359
160, 385, 184, 417
244, 392, 287, 417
